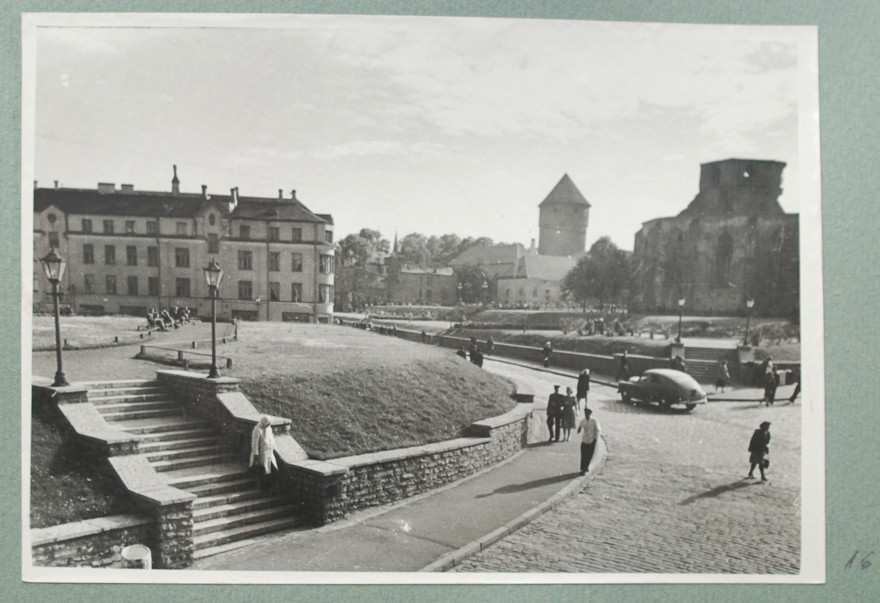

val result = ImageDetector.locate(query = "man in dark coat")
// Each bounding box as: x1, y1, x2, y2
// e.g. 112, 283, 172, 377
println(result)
748, 421, 771, 481
546, 385, 564, 442
764, 368, 780, 406
616, 351, 630, 381
542, 342, 553, 368
576, 369, 591, 410
470, 346, 483, 368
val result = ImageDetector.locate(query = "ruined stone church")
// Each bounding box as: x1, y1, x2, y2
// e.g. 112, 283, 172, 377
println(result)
629, 158, 799, 317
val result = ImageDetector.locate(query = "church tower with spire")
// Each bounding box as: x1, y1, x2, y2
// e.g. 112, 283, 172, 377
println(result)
538, 174, 591, 257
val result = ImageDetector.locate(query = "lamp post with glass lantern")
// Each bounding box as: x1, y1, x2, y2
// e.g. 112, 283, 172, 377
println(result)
203, 259, 224, 379
40, 248, 68, 387
481, 280, 488, 303
744, 298, 755, 345
675, 297, 686, 343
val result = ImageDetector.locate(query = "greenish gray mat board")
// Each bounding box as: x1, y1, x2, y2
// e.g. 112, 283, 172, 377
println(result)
5, 0, 878, 601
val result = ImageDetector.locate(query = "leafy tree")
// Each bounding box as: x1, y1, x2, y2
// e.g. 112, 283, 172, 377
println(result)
562, 237, 632, 311
454, 264, 493, 304
399, 233, 430, 264
438, 234, 462, 260
337, 229, 390, 268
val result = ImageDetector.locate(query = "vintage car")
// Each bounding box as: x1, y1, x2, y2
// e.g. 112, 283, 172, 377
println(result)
618, 368, 707, 411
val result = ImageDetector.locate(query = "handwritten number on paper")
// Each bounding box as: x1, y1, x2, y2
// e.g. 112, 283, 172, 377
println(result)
846, 550, 874, 570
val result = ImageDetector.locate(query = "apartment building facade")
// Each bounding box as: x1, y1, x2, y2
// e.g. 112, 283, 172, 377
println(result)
33, 169, 335, 323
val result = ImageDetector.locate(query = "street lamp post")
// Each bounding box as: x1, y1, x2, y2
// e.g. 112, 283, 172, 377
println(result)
203, 259, 224, 379
676, 297, 686, 343
457, 282, 462, 303
40, 249, 68, 387
481, 281, 488, 304
744, 298, 755, 345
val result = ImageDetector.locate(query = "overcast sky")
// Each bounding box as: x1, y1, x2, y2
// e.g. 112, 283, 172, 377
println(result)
32, 15, 809, 251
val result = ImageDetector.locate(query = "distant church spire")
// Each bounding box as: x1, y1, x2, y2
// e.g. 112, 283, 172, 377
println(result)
171, 164, 180, 195
393, 230, 399, 255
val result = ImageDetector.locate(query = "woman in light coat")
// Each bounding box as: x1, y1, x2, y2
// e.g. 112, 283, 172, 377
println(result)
250, 416, 278, 490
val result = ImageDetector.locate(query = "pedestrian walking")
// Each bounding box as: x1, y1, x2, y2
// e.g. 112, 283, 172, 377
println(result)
561, 387, 578, 441
250, 416, 278, 491
747, 421, 771, 481
576, 369, 591, 411
470, 346, 484, 368
715, 360, 730, 393
788, 371, 801, 404
577, 408, 601, 474
763, 367, 780, 406
546, 385, 564, 442
542, 341, 553, 368
616, 350, 630, 381
486, 335, 495, 355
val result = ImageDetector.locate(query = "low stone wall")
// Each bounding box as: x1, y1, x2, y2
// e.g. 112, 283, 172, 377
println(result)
284, 403, 533, 525
31, 514, 154, 568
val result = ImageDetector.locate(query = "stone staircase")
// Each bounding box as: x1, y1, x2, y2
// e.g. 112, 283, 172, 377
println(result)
84, 379, 307, 559
682, 347, 738, 385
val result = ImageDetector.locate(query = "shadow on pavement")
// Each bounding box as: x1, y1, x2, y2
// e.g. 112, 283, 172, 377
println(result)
598, 399, 692, 416
474, 472, 582, 498
678, 478, 759, 505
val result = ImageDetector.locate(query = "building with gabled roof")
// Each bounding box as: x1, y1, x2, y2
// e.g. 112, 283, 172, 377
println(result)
33, 167, 335, 322
538, 173, 591, 257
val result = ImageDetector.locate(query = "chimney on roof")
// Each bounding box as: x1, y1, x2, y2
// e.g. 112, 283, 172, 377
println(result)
172, 165, 180, 195
529, 238, 537, 253
229, 187, 239, 213
279, 189, 284, 199
54, 180, 59, 189
97, 183, 116, 194
291, 190, 297, 200
201, 185, 208, 199
121, 184, 134, 194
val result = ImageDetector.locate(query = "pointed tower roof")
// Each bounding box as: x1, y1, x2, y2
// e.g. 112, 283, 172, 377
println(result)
393, 230, 399, 255
538, 174, 591, 208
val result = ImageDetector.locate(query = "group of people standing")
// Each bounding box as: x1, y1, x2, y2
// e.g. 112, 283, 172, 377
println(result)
545, 370, 599, 474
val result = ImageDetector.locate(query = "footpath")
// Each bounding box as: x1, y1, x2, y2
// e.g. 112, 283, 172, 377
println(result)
192, 360, 607, 573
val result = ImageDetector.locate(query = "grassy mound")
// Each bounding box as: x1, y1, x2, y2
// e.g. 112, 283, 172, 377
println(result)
30, 406, 131, 529
214, 323, 516, 460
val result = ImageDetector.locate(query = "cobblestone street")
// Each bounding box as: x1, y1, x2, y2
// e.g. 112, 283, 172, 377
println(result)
455, 362, 801, 574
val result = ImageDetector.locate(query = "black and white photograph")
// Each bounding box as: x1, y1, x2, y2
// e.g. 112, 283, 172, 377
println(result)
22, 13, 824, 583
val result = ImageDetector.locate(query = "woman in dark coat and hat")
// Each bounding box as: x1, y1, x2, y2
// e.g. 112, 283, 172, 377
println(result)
748, 421, 771, 481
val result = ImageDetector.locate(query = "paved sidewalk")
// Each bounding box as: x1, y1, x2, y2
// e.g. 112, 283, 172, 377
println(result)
192, 383, 606, 572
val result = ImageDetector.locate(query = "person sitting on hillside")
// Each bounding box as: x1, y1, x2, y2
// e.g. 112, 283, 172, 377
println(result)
456, 346, 468, 359
470, 345, 484, 368
250, 416, 279, 492
146, 309, 157, 330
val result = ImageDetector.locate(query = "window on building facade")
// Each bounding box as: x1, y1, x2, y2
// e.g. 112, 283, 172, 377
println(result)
318, 284, 333, 303
291, 228, 302, 242
175, 278, 190, 298
506, 288, 510, 298
147, 246, 159, 267
81, 219, 92, 233
240, 225, 250, 240
269, 282, 280, 301
84, 274, 95, 294
127, 276, 138, 296
104, 245, 116, 265
426, 290, 433, 301
291, 282, 302, 302
127, 246, 137, 266
146, 221, 159, 235
319, 254, 334, 274
83, 244, 94, 265
177, 222, 187, 236
268, 227, 279, 241
267, 252, 280, 272
426, 277, 432, 286
238, 250, 253, 270
106, 275, 117, 295
238, 280, 252, 300
291, 253, 303, 272
325, 230, 333, 243
148, 276, 159, 297
175, 248, 190, 268
208, 233, 219, 254
125, 220, 135, 234
48, 232, 60, 248
103, 220, 114, 234
518, 287, 524, 297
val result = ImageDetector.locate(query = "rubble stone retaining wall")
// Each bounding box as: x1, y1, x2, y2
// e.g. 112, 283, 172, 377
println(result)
31, 514, 154, 568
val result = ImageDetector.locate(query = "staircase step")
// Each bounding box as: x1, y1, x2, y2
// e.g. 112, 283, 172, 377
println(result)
115, 417, 212, 435
192, 505, 299, 537
193, 495, 284, 522
151, 453, 239, 473
96, 400, 180, 414
192, 488, 266, 510
87, 386, 166, 397
139, 436, 221, 454
192, 515, 308, 554
164, 463, 250, 490
89, 393, 170, 405
79, 379, 159, 389
185, 476, 258, 498
101, 408, 185, 422
135, 427, 218, 443
144, 444, 232, 463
